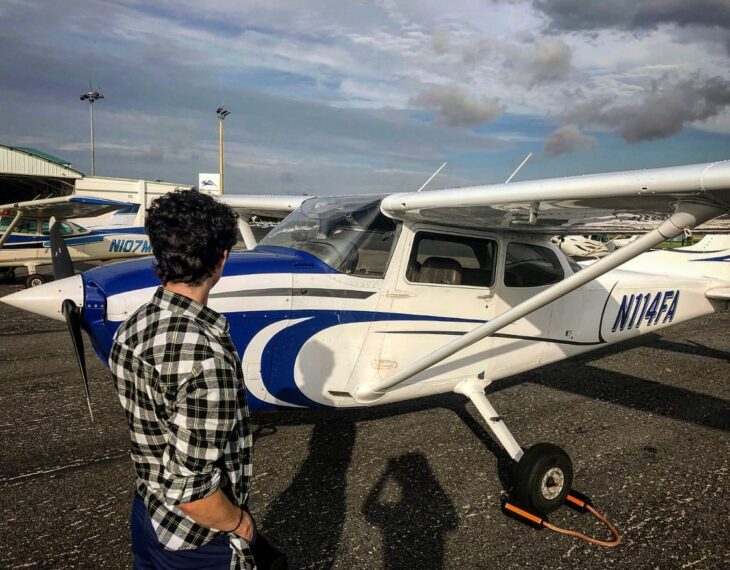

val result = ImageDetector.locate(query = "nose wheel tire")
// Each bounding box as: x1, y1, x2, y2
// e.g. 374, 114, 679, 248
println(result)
514, 443, 573, 514
26, 273, 48, 288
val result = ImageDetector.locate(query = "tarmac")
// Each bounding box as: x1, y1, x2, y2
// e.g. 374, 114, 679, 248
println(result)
0, 281, 727, 569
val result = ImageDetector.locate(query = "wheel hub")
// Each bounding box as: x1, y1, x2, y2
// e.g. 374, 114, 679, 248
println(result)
540, 467, 565, 500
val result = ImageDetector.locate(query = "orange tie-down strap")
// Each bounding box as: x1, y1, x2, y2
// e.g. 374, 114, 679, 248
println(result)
501, 492, 622, 548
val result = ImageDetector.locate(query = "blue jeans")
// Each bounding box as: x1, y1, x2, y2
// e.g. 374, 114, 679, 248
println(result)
130, 494, 232, 570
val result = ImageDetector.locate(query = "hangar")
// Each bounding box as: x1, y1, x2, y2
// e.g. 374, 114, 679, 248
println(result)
0, 143, 208, 227
0, 144, 83, 202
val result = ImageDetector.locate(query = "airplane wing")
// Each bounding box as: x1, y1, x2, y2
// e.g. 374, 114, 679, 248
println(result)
380, 161, 730, 234
0, 195, 132, 220
218, 195, 309, 219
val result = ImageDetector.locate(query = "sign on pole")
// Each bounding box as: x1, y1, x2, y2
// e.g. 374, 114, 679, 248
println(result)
198, 173, 221, 194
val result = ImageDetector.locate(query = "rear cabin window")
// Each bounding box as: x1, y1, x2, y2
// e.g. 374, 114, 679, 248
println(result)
407, 232, 496, 287
505, 242, 564, 287
2, 219, 39, 234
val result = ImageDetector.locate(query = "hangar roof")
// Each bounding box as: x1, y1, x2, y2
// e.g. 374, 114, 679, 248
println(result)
0, 144, 83, 179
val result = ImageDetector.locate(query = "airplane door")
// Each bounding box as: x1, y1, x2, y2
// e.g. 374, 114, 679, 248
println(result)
14, 218, 42, 269
487, 240, 568, 380
374, 229, 500, 389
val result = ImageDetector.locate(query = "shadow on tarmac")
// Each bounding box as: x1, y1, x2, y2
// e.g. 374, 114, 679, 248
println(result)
362, 452, 457, 570
260, 419, 356, 569
252, 330, 728, 567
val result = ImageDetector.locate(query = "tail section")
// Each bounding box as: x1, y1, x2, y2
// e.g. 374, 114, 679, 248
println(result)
618, 234, 730, 282
679, 234, 730, 252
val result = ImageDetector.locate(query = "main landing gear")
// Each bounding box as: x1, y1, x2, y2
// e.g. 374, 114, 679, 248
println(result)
454, 378, 573, 513
26, 273, 49, 288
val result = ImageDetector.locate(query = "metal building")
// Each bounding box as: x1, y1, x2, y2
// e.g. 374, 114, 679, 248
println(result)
0, 145, 84, 202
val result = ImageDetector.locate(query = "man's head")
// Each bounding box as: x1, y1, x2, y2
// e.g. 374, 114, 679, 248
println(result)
145, 190, 238, 286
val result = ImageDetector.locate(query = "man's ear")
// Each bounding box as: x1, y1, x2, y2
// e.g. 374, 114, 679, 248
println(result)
216, 250, 229, 273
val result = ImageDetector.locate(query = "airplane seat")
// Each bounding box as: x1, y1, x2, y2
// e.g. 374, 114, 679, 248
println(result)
504, 269, 524, 287
407, 260, 422, 282
419, 256, 462, 285
339, 245, 359, 274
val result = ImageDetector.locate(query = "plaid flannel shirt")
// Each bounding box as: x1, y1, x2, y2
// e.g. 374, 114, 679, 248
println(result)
110, 287, 255, 569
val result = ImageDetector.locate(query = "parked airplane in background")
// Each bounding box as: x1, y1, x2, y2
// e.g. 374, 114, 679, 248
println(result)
552, 234, 640, 260
552, 234, 614, 259
0, 196, 151, 287
3, 161, 729, 518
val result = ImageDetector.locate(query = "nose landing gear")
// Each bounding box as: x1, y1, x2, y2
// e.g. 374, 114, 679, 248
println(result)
514, 443, 573, 513
454, 378, 573, 513
455, 377, 621, 547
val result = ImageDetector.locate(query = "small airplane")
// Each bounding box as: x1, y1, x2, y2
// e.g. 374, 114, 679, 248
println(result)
552, 234, 615, 259
0, 196, 152, 287
3, 160, 730, 517
552, 233, 641, 260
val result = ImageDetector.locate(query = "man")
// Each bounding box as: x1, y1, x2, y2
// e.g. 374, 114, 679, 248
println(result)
110, 190, 284, 569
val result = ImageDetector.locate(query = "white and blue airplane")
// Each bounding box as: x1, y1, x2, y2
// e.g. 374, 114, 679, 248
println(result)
3, 160, 730, 515
0, 196, 152, 287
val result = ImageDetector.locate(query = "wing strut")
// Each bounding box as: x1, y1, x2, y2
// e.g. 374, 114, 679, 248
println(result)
0, 210, 23, 248
353, 201, 726, 404
238, 217, 257, 250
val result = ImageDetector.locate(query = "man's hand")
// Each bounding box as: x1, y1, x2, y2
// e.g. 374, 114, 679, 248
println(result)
178, 489, 255, 541
233, 509, 255, 543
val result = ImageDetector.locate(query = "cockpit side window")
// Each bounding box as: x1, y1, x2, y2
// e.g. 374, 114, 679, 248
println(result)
41, 221, 76, 236
406, 232, 497, 287
504, 242, 564, 287
260, 195, 399, 278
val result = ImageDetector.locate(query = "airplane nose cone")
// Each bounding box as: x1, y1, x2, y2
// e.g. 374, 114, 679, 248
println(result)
0, 275, 84, 322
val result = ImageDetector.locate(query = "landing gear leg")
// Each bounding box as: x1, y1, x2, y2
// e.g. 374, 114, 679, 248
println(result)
454, 377, 524, 461
454, 377, 573, 513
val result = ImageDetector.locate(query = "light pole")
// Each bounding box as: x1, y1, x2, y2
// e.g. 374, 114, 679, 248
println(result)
216, 107, 230, 194
80, 87, 104, 175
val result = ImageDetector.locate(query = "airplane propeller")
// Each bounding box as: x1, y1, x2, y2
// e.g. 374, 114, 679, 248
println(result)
50, 218, 94, 421
49, 220, 75, 280
62, 299, 94, 422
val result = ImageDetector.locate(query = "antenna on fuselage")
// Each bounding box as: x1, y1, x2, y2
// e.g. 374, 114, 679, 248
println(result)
416, 162, 447, 192
505, 153, 533, 184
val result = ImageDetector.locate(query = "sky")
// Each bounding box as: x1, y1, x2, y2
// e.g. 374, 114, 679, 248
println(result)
1, 0, 730, 195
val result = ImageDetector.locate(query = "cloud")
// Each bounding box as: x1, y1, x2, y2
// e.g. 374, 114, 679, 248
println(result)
543, 124, 596, 155
533, 0, 730, 52
565, 75, 730, 142
410, 85, 504, 127
431, 29, 450, 55
1, 0, 729, 191
517, 38, 573, 86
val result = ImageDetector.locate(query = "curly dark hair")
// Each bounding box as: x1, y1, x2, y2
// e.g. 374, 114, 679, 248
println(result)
145, 190, 238, 285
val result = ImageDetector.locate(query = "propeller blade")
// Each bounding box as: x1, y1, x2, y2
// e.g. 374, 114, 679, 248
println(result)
61, 299, 94, 422
50, 221, 75, 280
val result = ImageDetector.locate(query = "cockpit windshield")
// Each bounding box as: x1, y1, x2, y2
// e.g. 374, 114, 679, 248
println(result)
259, 195, 399, 278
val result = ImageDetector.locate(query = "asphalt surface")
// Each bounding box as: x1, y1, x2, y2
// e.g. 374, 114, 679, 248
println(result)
0, 281, 727, 569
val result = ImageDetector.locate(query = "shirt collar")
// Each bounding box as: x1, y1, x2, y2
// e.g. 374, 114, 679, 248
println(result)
152, 287, 229, 335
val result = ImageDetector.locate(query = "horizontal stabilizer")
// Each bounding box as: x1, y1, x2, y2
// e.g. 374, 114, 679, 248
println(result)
706, 287, 730, 300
